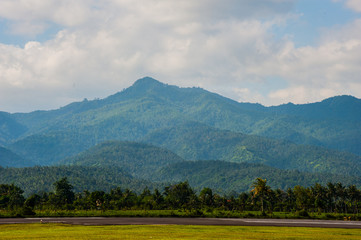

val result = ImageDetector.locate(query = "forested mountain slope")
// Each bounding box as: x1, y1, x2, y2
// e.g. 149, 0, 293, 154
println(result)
143, 122, 361, 176
5, 77, 360, 156
0, 165, 161, 196
59, 141, 184, 179
0, 77, 360, 178
154, 160, 361, 193
0, 112, 27, 145
0, 146, 32, 167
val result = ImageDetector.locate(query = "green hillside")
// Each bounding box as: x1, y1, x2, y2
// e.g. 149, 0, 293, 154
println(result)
7, 77, 361, 157
59, 141, 184, 179
0, 111, 27, 145
155, 160, 361, 193
144, 122, 361, 176
0, 165, 161, 196
0, 76, 360, 191
0, 146, 33, 167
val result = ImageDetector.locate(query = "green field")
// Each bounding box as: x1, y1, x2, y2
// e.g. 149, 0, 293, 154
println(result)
0, 224, 360, 240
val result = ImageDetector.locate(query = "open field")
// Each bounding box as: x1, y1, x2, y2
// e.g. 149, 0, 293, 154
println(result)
0, 224, 361, 240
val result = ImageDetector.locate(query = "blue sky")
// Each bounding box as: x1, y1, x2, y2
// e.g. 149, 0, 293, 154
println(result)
279, 0, 358, 46
1, 0, 361, 112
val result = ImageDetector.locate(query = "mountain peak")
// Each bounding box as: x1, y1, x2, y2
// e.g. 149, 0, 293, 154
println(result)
321, 95, 359, 106
132, 77, 165, 88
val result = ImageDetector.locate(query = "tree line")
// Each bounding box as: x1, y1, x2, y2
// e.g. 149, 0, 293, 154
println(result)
1, 177, 360, 216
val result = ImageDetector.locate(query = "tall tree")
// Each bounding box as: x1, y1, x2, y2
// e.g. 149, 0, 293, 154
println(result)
53, 177, 75, 207
199, 187, 214, 208
164, 181, 196, 209
347, 185, 360, 214
251, 178, 271, 212
0, 184, 25, 210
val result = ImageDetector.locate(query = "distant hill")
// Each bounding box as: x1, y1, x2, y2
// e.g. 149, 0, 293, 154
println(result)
0, 146, 33, 167
0, 165, 162, 196
155, 160, 361, 193
8, 131, 96, 165
143, 122, 361, 176
0, 111, 27, 145
59, 141, 184, 179
267, 95, 361, 120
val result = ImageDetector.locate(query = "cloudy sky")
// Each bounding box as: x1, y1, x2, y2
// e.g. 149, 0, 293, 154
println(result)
1, 0, 361, 112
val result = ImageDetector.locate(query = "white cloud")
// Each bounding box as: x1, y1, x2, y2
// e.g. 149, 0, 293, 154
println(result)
345, 0, 361, 12
1, 0, 361, 111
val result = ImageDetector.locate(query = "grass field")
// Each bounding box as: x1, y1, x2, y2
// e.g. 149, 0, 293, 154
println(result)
0, 224, 361, 239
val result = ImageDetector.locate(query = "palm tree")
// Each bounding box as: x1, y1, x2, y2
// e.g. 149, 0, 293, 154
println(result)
347, 185, 360, 214
251, 178, 271, 212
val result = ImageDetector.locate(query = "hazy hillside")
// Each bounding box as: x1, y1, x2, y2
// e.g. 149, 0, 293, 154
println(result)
0, 146, 33, 167
0, 111, 27, 145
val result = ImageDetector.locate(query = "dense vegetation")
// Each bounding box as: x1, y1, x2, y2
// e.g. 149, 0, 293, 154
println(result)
59, 141, 184, 179
0, 166, 162, 196
2, 158, 361, 200
155, 160, 361, 193
1, 178, 361, 219
144, 122, 361, 176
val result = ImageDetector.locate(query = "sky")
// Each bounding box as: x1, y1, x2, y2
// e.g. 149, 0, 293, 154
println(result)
1, 0, 361, 113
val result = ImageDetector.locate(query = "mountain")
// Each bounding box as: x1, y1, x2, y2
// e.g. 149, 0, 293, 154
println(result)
0, 77, 360, 176
5, 77, 359, 156
59, 141, 184, 179
1, 77, 361, 193
267, 95, 361, 120
154, 160, 361, 193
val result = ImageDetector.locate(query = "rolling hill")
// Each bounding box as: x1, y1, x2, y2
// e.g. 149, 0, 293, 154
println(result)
0, 146, 32, 167
59, 141, 184, 179
0, 165, 162, 196
143, 122, 361, 176
154, 160, 361, 193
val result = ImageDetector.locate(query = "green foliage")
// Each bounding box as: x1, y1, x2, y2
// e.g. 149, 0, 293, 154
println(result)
2, 178, 361, 219
60, 140, 184, 179
164, 181, 198, 209
52, 177, 75, 207
155, 160, 361, 194
144, 122, 361, 176
0, 184, 25, 210
0, 166, 163, 197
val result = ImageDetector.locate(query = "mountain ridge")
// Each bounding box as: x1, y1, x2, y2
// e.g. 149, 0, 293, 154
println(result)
1, 76, 361, 171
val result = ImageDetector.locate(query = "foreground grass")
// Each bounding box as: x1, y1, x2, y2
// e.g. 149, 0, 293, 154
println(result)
0, 224, 361, 240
